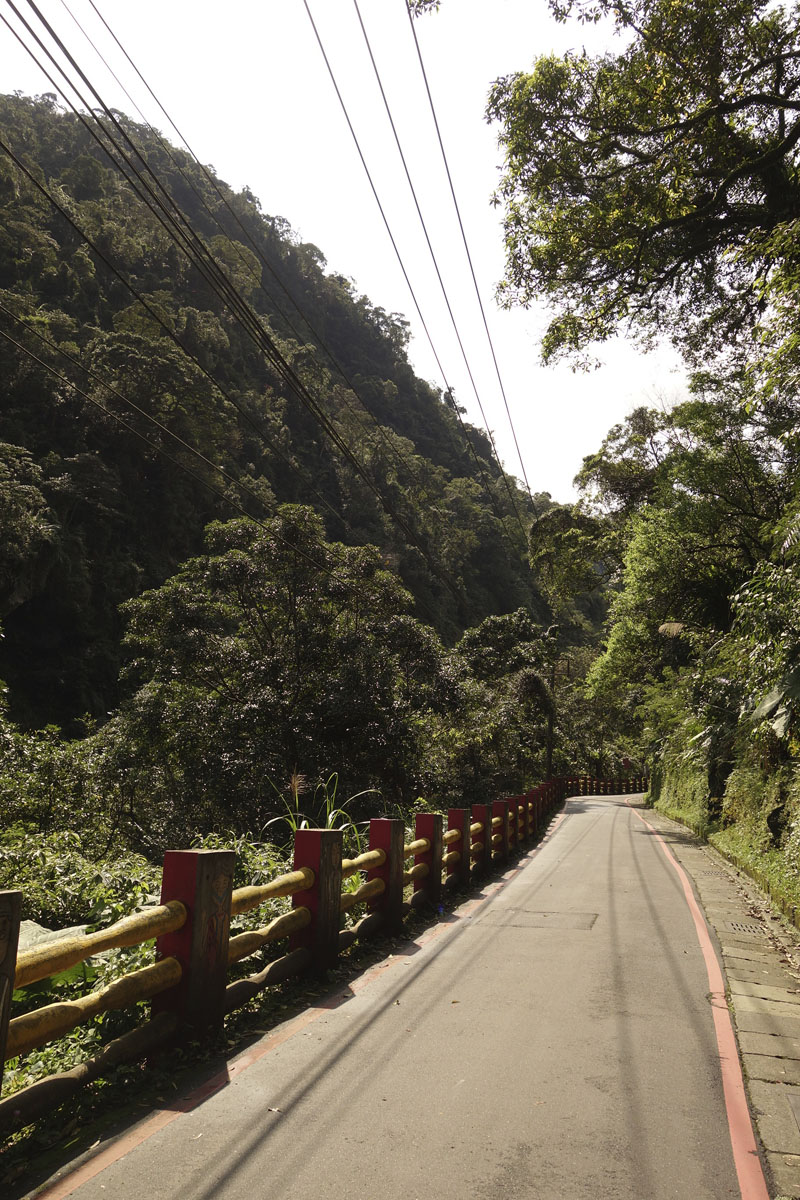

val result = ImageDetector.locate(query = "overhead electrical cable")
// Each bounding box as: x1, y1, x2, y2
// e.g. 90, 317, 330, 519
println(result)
4, 1, 461, 603
404, 0, 538, 515
0, 298, 349, 537
0, 307, 442, 617
301, 0, 526, 552
0, 83, 349, 541
60, 0, 452, 528
352, 0, 530, 538
0, 324, 352, 582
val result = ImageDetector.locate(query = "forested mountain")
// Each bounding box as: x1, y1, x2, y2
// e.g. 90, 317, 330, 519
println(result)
0, 91, 546, 732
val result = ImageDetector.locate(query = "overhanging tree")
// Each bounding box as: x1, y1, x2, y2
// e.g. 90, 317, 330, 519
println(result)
485, 0, 800, 363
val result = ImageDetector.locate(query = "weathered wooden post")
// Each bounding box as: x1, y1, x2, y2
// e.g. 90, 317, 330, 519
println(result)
153, 849, 235, 1034
470, 803, 491, 875
517, 796, 527, 843
445, 808, 471, 888
505, 798, 516, 853
0, 891, 21, 1095
505, 795, 522, 846
492, 799, 510, 863
529, 786, 539, 832
289, 829, 342, 973
413, 812, 444, 910
367, 818, 405, 934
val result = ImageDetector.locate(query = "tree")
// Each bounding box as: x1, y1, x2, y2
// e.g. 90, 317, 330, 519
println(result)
99, 508, 456, 846
0, 442, 59, 617
485, 0, 800, 363
583, 388, 790, 706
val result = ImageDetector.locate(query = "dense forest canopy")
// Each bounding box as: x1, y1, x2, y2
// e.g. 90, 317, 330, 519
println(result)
0, 91, 547, 732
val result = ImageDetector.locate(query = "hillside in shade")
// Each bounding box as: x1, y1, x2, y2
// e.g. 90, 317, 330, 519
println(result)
0, 92, 548, 730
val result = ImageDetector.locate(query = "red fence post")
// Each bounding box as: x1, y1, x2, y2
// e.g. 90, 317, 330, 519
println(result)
510, 794, 525, 844
492, 799, 510, 864
470, 803, 492, 874
367, 818, 405, 934
0, 890, 21, 1095
153, 849, 235, 1034
524, 791, 534, 839
445, 808, 471, 888
506, 798, 517, 853
414, 812, 443, 910
289, 829, 343, 973
516, 796, 528, 844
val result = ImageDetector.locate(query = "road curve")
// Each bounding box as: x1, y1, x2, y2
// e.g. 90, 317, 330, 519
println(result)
39, 795, 760, 1200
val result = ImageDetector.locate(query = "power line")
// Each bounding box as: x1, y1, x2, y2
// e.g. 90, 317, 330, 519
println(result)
302, 0, 527, 552
0, 309, 435, 613
404, 0, 538, 515
61, 0, 454, 531
352, 0, 530, 538
3, 1, 460, 600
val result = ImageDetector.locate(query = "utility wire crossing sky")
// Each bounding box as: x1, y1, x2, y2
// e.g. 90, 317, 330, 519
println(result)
0, 0, 684, 502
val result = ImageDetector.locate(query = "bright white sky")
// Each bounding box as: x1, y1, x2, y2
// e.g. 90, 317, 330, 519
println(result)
1, 0, 685, 501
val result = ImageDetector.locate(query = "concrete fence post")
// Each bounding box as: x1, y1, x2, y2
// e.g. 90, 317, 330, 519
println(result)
445, 808, 471, 888
414, 812, 443, 910
153, 849, 235, 1034
289, 829, 343, 973
0, 890, 21, 1095
367, 818, 405, 934
470, 803, 492, 874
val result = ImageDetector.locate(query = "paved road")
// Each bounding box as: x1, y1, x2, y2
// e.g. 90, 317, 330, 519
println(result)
43, 796, 753, 1199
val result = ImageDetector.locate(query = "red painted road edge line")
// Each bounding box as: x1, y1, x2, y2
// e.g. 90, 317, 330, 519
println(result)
626, 800, 770, 1200
34, 813, 567, 1200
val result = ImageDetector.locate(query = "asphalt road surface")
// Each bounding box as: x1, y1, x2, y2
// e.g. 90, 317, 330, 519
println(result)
43, 795, 753, 1200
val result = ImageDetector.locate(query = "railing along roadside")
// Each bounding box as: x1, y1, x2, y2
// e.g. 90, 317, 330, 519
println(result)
0, 773, 644, 1130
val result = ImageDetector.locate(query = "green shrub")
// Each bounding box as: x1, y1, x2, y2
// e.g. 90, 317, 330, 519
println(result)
0, 825, 159, 929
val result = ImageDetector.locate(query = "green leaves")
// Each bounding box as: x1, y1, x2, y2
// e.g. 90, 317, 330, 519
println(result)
487, 0, 800, 365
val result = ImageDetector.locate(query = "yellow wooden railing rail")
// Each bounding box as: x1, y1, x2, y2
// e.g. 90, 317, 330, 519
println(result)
403, 837, 430, 859
230, 868, 315, 917
13, 901, 187, 991
339, 877, 385, 914
402, 862, 429, 885
227, 907, 312, 966
7, 957, 182, 1059
442, 828, 461, 846
341, 848, 386, 879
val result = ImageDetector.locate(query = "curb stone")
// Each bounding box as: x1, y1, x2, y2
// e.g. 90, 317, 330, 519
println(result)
640, 803, 800, 1200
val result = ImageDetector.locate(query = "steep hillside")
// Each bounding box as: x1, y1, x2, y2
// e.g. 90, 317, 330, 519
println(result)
0, 93, 546, 728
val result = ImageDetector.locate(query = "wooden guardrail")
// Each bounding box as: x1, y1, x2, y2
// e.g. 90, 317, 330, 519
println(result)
0, 773, 646, 1129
